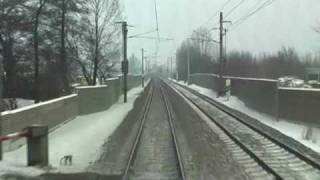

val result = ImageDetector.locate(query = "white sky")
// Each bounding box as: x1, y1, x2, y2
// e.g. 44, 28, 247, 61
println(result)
122, 0, 320, 63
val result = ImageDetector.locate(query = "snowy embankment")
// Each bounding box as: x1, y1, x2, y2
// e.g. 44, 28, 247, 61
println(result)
175, 80, 320, 153
1, 86, 145, 176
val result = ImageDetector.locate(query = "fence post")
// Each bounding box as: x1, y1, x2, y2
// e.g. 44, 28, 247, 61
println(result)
26, 125, 48, 166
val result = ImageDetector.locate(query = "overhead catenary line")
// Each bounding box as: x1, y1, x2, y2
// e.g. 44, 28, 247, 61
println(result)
184, 0, 233, 49
199, 0, 234, 29
128, 29, 158, 39
229, 0, 276, 31
131, 36, 173, 41
225, 0, 246, 18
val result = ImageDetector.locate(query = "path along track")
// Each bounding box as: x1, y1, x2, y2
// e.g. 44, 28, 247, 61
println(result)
167, 80, 320, 180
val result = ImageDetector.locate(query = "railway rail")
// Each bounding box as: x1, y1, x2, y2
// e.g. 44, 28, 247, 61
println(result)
167, 80, 320, 180
121, 80, 186, 180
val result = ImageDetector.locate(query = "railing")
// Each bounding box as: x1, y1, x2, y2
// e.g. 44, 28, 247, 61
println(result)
0, 125, 48, 166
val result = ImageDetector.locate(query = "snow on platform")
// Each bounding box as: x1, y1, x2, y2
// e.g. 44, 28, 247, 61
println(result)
1, 86, 145, 173
180, 82, 320, 153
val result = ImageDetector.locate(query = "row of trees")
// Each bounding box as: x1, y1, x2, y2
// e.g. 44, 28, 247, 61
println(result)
0, 0, 122, 102
176, 28, 320, 81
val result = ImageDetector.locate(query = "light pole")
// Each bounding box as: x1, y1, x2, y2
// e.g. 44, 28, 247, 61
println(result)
141, 48, 144, 88
116, 21, 128, 103
187, 48, 190, 84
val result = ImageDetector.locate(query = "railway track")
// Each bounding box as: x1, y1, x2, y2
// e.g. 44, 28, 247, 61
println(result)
121, 80, 186, 180
167, 80, 320, 180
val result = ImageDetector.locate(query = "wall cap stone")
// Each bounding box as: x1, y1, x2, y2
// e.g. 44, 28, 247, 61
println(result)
1, 94, 78, 116
76, 85, 108, 89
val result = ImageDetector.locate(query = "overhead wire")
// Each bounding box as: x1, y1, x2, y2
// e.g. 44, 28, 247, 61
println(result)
200, 0, 234, 28
225, 0, 246, 18
128, 29, 158, 38
228, 0, 276, 32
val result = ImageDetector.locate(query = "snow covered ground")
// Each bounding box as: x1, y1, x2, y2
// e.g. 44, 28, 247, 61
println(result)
1, 86, 146, 176
175, 80, 320, 153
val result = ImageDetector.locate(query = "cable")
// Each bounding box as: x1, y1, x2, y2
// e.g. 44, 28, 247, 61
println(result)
131, 36, 173, 41
199, 0, 234, 28
128, 29, 158, 38
225, 0, 246, 18
154, 0, 160, 40
229, 0, 276, 31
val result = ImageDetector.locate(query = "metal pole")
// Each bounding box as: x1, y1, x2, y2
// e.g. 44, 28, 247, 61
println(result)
187, 49, 190, 84
0, 67, 3, 160
142, 48, 144, 88
170, 57, 173, 79
167, 58, 170, 78
121, 22, 128, 103
218, 12, 224, 97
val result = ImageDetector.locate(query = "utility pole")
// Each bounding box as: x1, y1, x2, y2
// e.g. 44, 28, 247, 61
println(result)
145, 57, 148, 73
217, 12, 231, 97
167, 58, 169, 78
141, 48, 144, 88
187, 49, 190, 84
119, 22, 128, 103
0, 67, 2, 160
170, 57, 173, 79
218, 12, 224, 97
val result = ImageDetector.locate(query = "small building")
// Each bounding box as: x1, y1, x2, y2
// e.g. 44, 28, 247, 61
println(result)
305, 67, 320, 82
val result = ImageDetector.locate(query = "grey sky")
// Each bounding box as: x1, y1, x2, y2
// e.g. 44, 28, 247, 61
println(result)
122, 0, 320, 62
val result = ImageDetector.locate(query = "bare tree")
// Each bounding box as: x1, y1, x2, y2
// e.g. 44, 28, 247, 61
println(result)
33, 0, 46, 103
190, 27, 218, 56
0, 0, 32, 98
86, 0, 121, 85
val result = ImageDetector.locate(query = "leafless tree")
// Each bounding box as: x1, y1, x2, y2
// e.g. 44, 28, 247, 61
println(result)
33, 0, 46, 103
86, 0, 121, 85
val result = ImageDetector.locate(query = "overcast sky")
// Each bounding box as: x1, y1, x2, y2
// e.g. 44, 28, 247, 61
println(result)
122, 0, 320, 63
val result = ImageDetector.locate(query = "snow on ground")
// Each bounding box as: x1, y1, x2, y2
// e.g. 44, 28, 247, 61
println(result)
16, 98, 34, 109
0, 162, 45, 178
2, 86, 145, 173
177, 82, 320, 153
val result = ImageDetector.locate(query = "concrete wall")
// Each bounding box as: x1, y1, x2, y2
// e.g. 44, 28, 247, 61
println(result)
106, 78, 121, 102
189, 73, 222, 92
188, 73, 320, 125
278, 88, 320, 125
189, 74, 278, 116
119, 75, 142, 91
1, 76, 142, 134
128, 75, 142, 89
228, 76, 279, 116
76, 85, 110, 115
76, 76, 142, 115
1, 94, 78, 135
